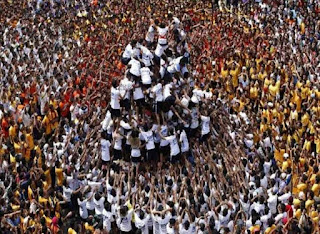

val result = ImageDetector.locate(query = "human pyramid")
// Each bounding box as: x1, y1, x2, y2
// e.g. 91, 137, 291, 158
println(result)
0, 0, 319, 233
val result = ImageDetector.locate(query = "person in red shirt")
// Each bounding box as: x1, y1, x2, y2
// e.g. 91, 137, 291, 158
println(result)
285, 196, 294, 218
1, 113, 10, 138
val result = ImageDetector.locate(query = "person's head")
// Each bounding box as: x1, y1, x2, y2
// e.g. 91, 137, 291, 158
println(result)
169, 218, 175, 227
120, 205, 128, 217
184, 220, 190, 230
112, 79, 118, 88
130, 39, 137, 47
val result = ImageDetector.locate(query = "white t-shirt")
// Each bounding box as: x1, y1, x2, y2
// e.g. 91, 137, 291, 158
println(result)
157, 27, 169, 45
163, 83, 172, 99
94, 197, 105, 215
146, 25, 155, 42
123, 44, 133, 58
101, 139, 111, 162
103, 208, 115, 232
110, 87, 120, 109
78, 198, 88, 219
166, 223, 175, 234
63, 186, 73, 202
134, 213, 150, 234
190, 108, 199, 129
267, 194, 278, 214
86, 194, 95, 211
200, 115, 210, 135
129, 58, 141, 77
152, 83, 164, 102
131, 148, 141, 157
152, 213, 172, 234
117, 209, 134, 232
113, 133, 123, 150
140, 130, 155, 150
141, 67, 152, 85
133, 84, 144, 100
119, 77, 133, 100
165, 135, 180, 156
140, 46, 154, 67
179, 223, 193, 234
160, 125, 169, 147
179, 130, 189, 153
167, 57, 182, 74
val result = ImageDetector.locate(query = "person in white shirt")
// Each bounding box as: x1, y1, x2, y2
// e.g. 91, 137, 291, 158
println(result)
116, 205, 134, 233
179, 128, 189, 162
140, 64, 153, 88
121, 40, 137, 65
200, 110, 211, 143
77, 197, 88, 219
166, 218, 177, 234
110, 80, 125, 118
128, 57, 141, 79
159, 128, 180, 163
168, 13, 181, 30
112, 126, 123, 161
167, 56, 189, 78
145, 19, 159, 46
100, 132, 111, 169
119, 74, 133, 112
94, 193, 105, 216
140, 125, 157, 162
134, 209, 150, 234
152, 206, 172, 234
102, 202, 115, 232
267, 189, 278, 215
139, 43, 154, 67
133, 80, 145, 117
151, 82, 164, 114
154, 23, 169, 64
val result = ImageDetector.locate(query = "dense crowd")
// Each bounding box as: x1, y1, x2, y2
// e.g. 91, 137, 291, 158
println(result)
0, 0, 319, 233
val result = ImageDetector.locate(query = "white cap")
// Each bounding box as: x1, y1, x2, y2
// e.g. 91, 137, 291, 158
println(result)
268, 102, 273, 107
212, 61, 216, 66
298, 191, 305, 200
283, 153, 289, 159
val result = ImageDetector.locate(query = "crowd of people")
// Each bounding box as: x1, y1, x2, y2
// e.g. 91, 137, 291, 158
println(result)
0, 0, 319, 233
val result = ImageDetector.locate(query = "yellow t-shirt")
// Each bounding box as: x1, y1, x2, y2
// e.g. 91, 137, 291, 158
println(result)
26, 133, 34, 150
85, 223, 94, 232
68, 228, 77, 234
301, 113, 309, 127
269, 81, 280, 97
42, 115, 51, 135
312, 184, 320, 196
265, 224, 276, 234
297, 183, 307, 193
230, 68, 239, 87
56, 168, 64, 186
220, 67, 229, 79
9, 126, 17, 142
250, 87, 258, 99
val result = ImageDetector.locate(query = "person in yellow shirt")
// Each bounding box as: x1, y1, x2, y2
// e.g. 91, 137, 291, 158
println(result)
249, 81, 259, 99
311, 175, 320, 196
42, 111, 52, 136
48, 104, 59, 133
220, 62, 229, 79
230, 63, 240, 88
55, 161, 64, 187
8, 121, 18, 144
268, 79, 280, 100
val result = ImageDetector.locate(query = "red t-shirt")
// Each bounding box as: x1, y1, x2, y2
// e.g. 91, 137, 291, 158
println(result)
285, 204, 293, 218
